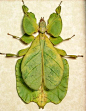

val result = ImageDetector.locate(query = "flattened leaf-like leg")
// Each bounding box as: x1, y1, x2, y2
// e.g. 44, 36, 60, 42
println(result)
55, 48, 83, 59
55, 48, 67, 56
50, 35, 75, 45
0, 47, 29, 57
55, 1, 62, 14
17, 47, 29, 57
7, 33, 35, 44
50, 36, 63, 45
22, 1, 38, 35
46, 2, 62, 37
7, 0, 38, 44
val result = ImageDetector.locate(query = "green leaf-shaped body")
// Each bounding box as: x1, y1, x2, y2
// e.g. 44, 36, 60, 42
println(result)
21, 34, 63, 90
11, 2, 70, 109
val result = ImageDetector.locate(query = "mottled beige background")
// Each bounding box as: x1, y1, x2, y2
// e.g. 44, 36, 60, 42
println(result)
0, 1, 85, 111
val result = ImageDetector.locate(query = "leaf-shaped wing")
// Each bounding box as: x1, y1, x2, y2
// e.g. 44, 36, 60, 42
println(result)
43, 35, 63, 89
21, 34, 63, 91
21, 35, 42, 90
47, 13, 62, 37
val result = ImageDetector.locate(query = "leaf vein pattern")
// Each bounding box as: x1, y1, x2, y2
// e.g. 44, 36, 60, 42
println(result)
44, 64, 60, 78
25, 63, 41, 79
23, 51, 41, 69
44, 52, 62, 69
46, 78, 57, 86
31, 45, 40, 50
30, 75, 42, 86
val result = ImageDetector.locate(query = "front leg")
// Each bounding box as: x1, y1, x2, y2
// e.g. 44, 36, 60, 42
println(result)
7, 33, 35, 44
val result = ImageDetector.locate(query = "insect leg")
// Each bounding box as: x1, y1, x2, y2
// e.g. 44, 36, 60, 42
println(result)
0, 47, 29, 57
49, 36, 63, 45
50, 35, 75, 45
0, 53, 16, 57
7, 33, 35, 44
64, 55, 83, 59
55, 48, 67, 56
17, 47, 29, 57
55, 48, 83, 59
7, 33, 20, 39
63, 35, 75, 41
22, 0, 29, 14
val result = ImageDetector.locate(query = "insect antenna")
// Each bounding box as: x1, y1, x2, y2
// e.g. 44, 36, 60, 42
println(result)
22, 0, 24, 5
0, 53, 6, 55
59, 1, 62, 6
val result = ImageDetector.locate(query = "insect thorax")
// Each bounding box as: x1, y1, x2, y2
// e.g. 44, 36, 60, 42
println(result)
39, 17, 46, 34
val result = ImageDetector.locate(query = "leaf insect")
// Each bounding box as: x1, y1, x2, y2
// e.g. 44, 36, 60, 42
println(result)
0, 0, 83, 109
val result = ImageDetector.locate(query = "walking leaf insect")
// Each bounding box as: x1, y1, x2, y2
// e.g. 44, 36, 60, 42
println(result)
0, 0, 83, 109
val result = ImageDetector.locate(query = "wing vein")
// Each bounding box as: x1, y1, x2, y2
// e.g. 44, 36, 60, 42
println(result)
44, 52, 62, 70
45, 78, 57, 86
23, 50, 41, 69
24, 63, 41, 79
44, 64, 60, 78
29, 75, 42, 86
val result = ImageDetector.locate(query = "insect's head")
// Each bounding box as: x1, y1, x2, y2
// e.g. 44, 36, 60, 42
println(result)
39, 17, 46, 33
